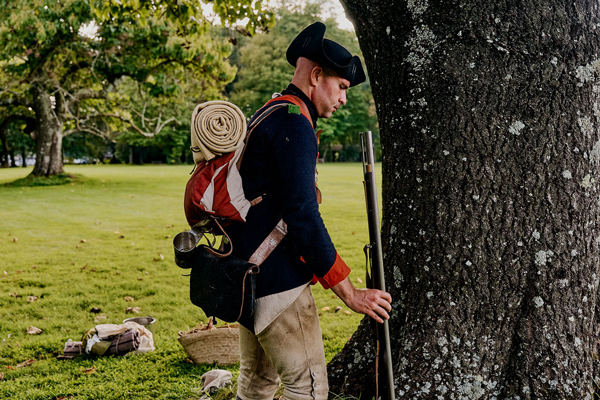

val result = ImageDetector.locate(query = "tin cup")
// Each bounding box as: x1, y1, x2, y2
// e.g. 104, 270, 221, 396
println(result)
173, 230, 200, 269
123, 315, 156, 334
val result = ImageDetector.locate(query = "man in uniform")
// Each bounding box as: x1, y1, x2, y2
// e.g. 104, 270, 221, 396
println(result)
227, 22, 392, 400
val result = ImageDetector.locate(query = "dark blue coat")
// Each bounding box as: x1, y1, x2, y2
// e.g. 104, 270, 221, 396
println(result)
226, 85, 350, 306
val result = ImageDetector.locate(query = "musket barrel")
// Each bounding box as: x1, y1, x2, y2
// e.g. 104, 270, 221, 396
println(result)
360, 131, 396, 400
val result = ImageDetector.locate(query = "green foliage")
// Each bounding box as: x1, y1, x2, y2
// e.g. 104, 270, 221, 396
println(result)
90, 0, 274, 36
63, 132, 111, 161
228, 2, 379, 158
0, 0, 253, 174
0, 163, 378, 399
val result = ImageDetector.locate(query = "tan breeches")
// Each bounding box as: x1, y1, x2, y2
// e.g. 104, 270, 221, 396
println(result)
236, 285, 329, 400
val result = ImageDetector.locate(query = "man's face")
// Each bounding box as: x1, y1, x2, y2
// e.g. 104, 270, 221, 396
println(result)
313, 72, 350, 119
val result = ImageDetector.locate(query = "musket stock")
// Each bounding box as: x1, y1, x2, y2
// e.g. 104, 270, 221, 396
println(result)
360, 131, 395, 400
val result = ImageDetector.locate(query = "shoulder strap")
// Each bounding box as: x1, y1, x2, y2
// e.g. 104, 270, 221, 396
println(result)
237, 95, 313, 170
262, 94, 314, 129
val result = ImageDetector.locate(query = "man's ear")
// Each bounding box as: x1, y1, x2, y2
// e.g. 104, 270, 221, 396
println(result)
310, 66, 323, 87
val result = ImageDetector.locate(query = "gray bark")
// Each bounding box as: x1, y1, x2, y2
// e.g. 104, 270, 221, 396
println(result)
31, 83, 64, 176
329, 0, 600, 399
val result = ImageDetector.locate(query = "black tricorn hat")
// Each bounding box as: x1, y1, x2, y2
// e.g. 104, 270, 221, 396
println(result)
286, 22, 366, 87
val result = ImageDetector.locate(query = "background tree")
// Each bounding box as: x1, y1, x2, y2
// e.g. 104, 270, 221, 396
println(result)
0, 0, 272, 177
327, 1, 600, 398
0, 96, 36, 168
228, 1, 378, 161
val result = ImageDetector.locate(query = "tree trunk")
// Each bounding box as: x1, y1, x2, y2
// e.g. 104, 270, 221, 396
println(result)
329, 0, 600, 398
1, 119, 9, 168
21, 147, 27, 167
31, 83, 64, 177
8, 149, 16, 168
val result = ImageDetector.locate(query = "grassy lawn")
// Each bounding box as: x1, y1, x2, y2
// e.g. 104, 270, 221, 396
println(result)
0, 163, 379, 400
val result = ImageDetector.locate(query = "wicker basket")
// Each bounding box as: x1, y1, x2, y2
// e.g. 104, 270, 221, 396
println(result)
178, 325, 240, 365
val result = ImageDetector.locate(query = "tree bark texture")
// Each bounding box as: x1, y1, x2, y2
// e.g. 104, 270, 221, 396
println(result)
329, 1, 600, 399
31, 83, 64, 177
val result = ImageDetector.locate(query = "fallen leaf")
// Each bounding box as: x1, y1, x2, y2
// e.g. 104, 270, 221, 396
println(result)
137, 277, 143, 281
126, 307, 141, 314
27, 296, 37, 303
9, 293, 17, 297
56, 396, 74, 400
90, 307, 102, 314
166, 224, 173, 228
3, 271, 6, 276
16, 270, 22, 274
123, 296, 135, 302
83, 366, 97, 375
119, 235, 125, 239
321, 306, 330, 312
32, 265, 37, 269
115, 271, 121, 275
5, 366, 14, 370
153, 253, 164, 262
164, 235, 171, 238
26, 326, 42, 335
144, 271, 148, 275
114, 231, 120, 234
0, 372, 4, 380
81, 264, 88, 270
79, 239, 87, 243
357, 277, 364, 284
12, 238, 18, 242
90, 269, 96, 272
76, 245, 82, 249
344, 311, 352, 315
16, 359, 35, 368
334, 306, 343, 312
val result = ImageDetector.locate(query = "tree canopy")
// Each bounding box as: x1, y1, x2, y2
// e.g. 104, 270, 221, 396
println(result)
0, 0, 273, 175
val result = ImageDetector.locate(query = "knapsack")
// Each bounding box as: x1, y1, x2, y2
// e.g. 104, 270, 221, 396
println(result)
175, 94, 315, 323
184, 94, 314, 227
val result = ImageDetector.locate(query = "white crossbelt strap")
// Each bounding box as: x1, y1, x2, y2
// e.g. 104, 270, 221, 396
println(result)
248, 219, 287, 266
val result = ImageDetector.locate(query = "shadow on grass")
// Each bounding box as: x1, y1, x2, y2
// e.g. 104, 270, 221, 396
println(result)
3, 173, 84, 187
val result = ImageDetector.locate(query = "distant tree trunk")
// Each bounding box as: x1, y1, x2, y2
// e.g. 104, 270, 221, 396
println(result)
8, 149, 16, 168
21, 147, 27, 167
329, 0, 600, 398
0, 124, 8, 168
31, 83, 64, 176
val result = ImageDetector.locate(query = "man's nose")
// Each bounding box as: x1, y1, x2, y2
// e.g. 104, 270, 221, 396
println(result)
339, 91, 347, 105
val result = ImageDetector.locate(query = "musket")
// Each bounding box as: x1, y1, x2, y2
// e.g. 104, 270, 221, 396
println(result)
360, 131, 395, 400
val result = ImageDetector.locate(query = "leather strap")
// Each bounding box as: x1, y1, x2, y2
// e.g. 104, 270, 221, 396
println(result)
249, 219, 288, 266
201, 218, 233, 258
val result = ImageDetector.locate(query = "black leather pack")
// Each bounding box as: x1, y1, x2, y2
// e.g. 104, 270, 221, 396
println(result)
187, 245, 259, 323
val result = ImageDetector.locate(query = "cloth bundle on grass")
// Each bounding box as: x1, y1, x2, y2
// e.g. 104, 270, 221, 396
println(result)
190, 101, 247, 164
81, 322, 154, 356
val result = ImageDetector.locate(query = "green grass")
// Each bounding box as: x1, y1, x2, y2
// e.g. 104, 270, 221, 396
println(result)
0, 163, 380, 399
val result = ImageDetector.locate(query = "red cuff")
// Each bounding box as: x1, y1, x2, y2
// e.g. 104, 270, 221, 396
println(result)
317, 253, 351, 289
